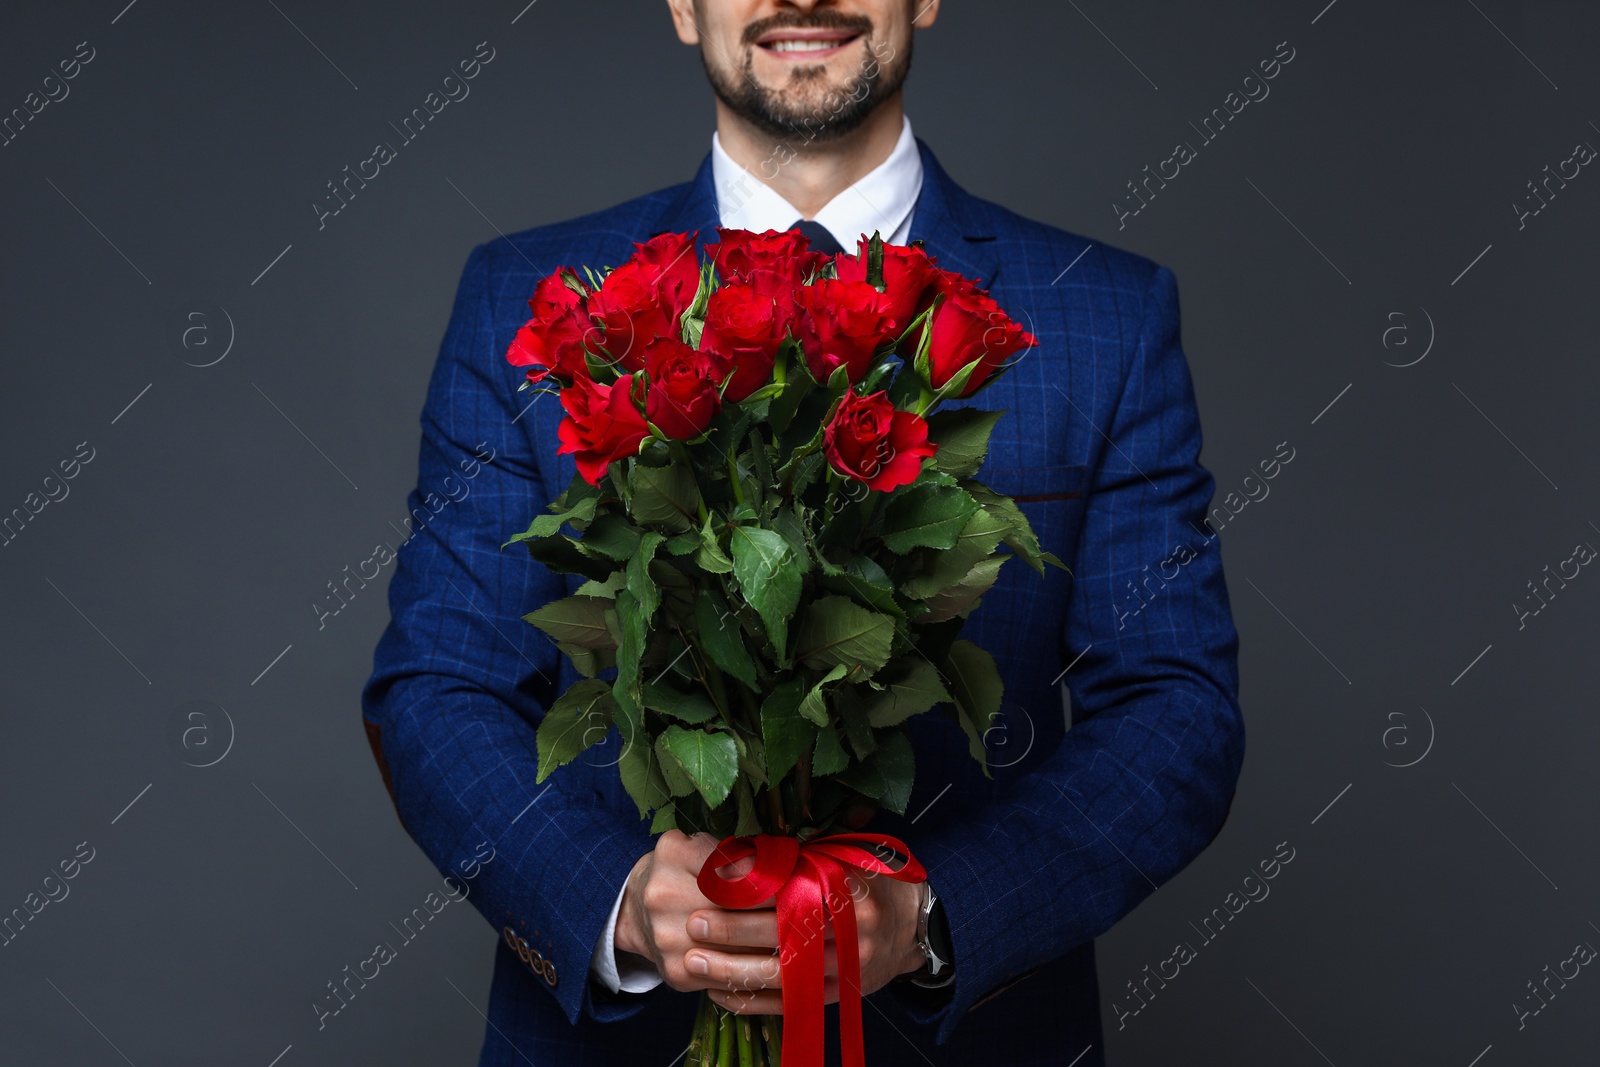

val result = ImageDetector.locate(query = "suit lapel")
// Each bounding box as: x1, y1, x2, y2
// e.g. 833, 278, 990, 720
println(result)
907, 140, 1001, 291
651, 153, 721, 251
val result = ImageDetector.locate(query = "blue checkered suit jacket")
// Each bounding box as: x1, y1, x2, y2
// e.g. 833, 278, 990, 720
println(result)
362, 140, 1245, 1066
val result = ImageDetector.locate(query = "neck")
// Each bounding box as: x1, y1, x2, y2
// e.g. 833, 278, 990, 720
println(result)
714, 94, 906, 219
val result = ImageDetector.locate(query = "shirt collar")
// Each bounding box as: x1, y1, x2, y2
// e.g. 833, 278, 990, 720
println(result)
710, 115, 923, 250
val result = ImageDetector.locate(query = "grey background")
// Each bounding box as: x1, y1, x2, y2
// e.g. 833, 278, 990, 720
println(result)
2, 0, 1597, 1063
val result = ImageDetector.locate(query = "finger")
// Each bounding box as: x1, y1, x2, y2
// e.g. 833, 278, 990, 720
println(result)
685, 943, 845, 990
689, 908, 780, 949
708, 986, 784, 1015
682, 833, 756, 879
683, 946, 785, 992
708, 978, 844, 1015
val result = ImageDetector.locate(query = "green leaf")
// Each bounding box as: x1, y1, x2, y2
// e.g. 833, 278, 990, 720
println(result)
523, 532, 615, 581
873, 732, 916, 815
523, 595, 616, 649
734, 782, 763, 835
694, 513, 734, 574
837, 688, 877, 759
730, 526, 803, 663
861, 656, 952, 727
761, 677, 817, 784
836, 759, 884, 799
504, 494, 599, 548
879, 484, 979, 554
945, 639, 1003, 778
642, 681, 719, 725
550, 469, 602, 513
817, 555, 904, 616
901, 506, 1011, 599
629, 462, 700, 533
534, 680, 615, 782
574, 569, 627, 599
922, 554, 1009, 623
576, 512, 644, 561
865, 230, 885, 288
657, 725, 740, 809
789, 451, 825, 497
793, 596, 895, 674
555, 639, 614, 678
627, 531, 666, 624
925, 408, 1004, 480
663, 531, 700, 556
619, 741, 671, 820
797, 663, 849, 726
653, 733, 701, 798
693, 585, 759, 690
650, 805, 678, 834
812, 722, 850, 776
965, 482, 1072, 576
737, 731, 768, 788
611, 588, 649, 744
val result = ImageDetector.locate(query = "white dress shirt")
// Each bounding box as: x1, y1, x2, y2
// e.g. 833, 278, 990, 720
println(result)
588, 115, 925, 995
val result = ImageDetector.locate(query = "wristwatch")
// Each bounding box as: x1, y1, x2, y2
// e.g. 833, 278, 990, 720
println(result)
909, 880, 956, 988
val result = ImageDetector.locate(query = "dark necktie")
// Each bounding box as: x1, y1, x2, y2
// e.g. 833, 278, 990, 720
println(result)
790, 218, 845, 256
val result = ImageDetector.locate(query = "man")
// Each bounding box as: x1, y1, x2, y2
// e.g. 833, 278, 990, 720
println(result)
361, 1, 1245, 1064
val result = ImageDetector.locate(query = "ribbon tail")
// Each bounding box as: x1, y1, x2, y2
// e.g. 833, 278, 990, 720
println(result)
822, 859, 866, 1067
777, 864, 827, 1067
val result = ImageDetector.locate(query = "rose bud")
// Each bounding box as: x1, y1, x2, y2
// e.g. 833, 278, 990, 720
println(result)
795, 278, 899, 386
833, 236, 938, 328
505, 269, 592, 385
642, 336, 723, 439
925, 271, 1039, 396
555, 372, 651, 486
706, 227, 829, 286
630, 230, 702, 317
700, 283, 788, 402
823, 390, 938, 493
586, 260, 679, 373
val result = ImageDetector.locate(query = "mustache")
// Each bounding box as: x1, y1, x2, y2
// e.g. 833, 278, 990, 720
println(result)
742, 11, 874, 46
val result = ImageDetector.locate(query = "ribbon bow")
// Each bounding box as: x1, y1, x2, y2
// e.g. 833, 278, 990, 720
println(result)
696, 832, 927, 1067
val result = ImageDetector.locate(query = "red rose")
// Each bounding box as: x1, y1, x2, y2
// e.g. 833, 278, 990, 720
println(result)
700, 283, 788, 402
556, 372, 651, 486
823, 390, 937, 492
586, 232, 701, 372
642, 336, 722, 439
706, 227, 828, 286
795, 278, 899, 385
631, 231, 702, 314
505, 269, 592, 385
833, 236, 938, 329
924, 272, 1039, 396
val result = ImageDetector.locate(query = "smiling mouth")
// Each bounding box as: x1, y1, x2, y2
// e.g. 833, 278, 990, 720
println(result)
756, 31, 863, 61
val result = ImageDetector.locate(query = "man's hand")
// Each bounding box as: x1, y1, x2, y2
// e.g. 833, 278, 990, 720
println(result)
613, 830, 928, 1014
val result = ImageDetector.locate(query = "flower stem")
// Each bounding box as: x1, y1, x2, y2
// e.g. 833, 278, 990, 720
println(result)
716, 1007, 736, 1067
737, 1017, 755, 1067
687, 992, 712, 1065
857, 490, 879, 528
700, 995, 719, 1066
764, 1016, 782, 1067
728, 447, 747, 509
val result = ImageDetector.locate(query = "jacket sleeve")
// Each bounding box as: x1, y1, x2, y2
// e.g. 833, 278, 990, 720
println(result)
361, 242, 656, 1026
888, 263, 1246, 1044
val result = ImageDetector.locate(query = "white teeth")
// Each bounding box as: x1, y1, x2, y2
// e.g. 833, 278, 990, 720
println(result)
767, 39, 842, 53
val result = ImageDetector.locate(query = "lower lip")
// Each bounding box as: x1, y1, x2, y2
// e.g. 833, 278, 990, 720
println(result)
758, 37, 860, 62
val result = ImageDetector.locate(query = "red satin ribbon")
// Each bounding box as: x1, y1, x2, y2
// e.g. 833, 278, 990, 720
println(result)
696, 832, 927, 1067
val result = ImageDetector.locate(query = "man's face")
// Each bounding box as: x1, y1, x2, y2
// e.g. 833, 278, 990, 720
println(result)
668, 1, 937, 141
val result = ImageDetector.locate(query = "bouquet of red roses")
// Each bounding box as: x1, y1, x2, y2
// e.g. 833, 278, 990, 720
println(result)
503, 227, 1062, 1067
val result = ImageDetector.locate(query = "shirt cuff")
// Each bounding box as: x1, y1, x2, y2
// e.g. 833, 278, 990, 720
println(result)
589, 880, 665, 995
